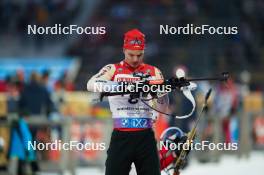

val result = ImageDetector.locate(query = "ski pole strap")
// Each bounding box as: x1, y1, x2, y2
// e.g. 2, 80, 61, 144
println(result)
175, 82, 197, 119
113, 117, 153, 128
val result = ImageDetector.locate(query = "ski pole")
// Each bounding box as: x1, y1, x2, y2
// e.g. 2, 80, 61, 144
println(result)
174, 88, 212, 175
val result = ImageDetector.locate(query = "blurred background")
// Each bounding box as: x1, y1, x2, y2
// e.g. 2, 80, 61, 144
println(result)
0, 0, 263, 175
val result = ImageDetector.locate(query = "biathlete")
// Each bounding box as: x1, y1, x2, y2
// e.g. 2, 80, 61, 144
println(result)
87, 29, 186, 175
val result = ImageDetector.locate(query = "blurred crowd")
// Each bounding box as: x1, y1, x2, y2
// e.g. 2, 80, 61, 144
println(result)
0, 70, 76, 174
0, 70, 74, 116
0, 0, 81, 33
0, 0, 82, 48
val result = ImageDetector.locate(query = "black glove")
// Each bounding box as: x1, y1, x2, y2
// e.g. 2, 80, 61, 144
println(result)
174, 135, 189, 157
133, 72, 151, 80
166, 77, 190, 89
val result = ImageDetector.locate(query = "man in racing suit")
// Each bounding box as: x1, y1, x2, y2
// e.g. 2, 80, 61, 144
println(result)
87, 29, 168, 175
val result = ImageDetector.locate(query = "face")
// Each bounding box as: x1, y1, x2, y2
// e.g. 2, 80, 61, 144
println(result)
124, 49, 144, 68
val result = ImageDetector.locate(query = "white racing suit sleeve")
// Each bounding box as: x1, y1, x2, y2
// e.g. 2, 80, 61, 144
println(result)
87, 64, 118, 92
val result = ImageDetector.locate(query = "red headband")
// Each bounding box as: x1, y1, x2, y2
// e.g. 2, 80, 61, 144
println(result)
123, 29, 145, 50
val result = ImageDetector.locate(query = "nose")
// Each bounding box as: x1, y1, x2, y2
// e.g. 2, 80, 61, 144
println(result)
132, 56, 140, 62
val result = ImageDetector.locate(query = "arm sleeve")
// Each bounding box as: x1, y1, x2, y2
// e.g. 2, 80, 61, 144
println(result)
87, 64, 119, 92
154, 67, 169, 112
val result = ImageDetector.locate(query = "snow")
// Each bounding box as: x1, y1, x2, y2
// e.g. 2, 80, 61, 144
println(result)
177, 152, 264, 175
39, 152, 264, 175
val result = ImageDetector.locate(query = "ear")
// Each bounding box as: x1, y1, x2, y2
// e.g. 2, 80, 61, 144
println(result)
123, 48, 126, 54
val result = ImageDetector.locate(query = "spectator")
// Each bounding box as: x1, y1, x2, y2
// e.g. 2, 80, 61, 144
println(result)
0, 78, 8, 92
212, 79, 239, 143
41, 70, 53, 92
19, 71, 53, 116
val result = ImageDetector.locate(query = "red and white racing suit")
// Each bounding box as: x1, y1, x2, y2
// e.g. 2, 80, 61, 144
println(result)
87, 60, 174, 172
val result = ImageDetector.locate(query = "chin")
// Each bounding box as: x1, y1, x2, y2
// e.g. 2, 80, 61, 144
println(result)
132, 64, 139, 68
